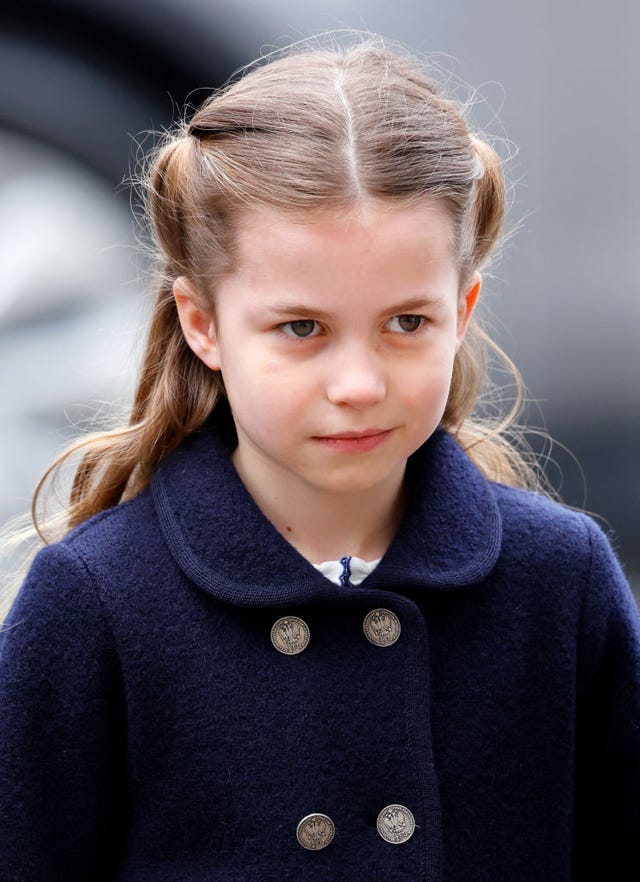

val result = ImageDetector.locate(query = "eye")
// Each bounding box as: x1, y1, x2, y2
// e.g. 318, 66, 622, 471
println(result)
280, 319, 322, 339
386, 314, 425, 333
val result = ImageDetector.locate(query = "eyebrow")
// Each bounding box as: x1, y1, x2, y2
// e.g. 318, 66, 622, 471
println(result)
263, 296, 444, 320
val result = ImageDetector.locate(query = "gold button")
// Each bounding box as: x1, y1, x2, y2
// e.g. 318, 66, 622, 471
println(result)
377, 804, 416, 843
296, 813, 335, 850
270, 616, 310, 655
363, 608, 401, 647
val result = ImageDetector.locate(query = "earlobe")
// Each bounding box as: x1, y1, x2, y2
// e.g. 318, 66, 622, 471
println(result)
455, 271, 481, 350
173, 276, 221, 370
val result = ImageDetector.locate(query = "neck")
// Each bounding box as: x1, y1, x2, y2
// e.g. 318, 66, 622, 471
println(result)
232, 455, 407, 565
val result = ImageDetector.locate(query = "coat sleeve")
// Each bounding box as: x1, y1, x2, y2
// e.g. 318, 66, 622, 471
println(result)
573, 518, 640, 881
0, 541, 126, 881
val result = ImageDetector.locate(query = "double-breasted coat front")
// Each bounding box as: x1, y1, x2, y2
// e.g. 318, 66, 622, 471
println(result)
1, 424, 639, 881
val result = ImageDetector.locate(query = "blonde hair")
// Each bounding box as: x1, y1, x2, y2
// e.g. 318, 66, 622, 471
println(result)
2, 35, 542, 619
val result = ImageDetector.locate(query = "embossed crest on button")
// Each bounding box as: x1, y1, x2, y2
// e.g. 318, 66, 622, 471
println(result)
363, 608, 401, 647
271, 616, 310, 655
377, 804, 415, 844
296, 813, 335, 850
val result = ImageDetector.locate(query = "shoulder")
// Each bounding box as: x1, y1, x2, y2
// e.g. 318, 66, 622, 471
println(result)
3, 488, 162, 631
489, 483, 608, 557
47, 487, 170, 595
60, 487, 174, 609
489, 480, 636, 621
0, 516, 130, 671
490, 481, 592, 547
488, 480, 624, 595
62, 487, 158, 561
492, 480, 631, 581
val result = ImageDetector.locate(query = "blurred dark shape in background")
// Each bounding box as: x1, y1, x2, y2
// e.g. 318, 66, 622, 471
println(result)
0, 0, 637, 596
0, 0, 247, 181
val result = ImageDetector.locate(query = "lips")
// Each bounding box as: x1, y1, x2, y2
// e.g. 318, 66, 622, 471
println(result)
313, 429, 392, 453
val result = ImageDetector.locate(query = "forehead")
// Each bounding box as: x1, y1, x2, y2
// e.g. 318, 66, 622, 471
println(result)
229, 200, 458, 283
212, 201, 464, 322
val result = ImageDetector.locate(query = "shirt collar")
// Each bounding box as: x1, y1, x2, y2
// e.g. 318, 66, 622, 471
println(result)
151, 422, 502, 607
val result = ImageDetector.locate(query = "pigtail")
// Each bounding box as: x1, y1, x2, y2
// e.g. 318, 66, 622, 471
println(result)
128, 136, 224, 480
444, 134, 540, 490
31, 135, 224, 539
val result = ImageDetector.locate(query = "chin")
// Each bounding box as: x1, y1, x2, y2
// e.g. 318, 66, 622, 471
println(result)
308, 467, 403, 497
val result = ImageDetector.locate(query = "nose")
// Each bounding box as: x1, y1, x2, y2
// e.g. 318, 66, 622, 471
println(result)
325, 343, 387, 408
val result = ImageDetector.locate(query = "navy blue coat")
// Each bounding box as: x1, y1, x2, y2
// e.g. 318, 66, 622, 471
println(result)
1, 425, 639, 881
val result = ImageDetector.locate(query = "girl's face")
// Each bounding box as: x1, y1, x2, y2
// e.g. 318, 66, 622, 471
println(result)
176, 201, 479, 507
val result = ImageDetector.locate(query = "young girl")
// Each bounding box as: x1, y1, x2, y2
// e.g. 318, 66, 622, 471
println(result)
1, 36, 638, 882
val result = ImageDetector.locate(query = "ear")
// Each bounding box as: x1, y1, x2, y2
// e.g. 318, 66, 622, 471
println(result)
455, 271, 481, 351
173, 276, 221, 370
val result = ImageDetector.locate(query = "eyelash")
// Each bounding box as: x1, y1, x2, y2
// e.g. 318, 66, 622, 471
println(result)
278, 315, 428, 340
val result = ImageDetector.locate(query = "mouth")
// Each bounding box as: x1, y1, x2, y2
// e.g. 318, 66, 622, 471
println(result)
313, 428, 392, 453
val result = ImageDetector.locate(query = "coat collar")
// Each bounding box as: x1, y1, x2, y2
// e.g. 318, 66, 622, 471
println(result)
151, 421, 502, 607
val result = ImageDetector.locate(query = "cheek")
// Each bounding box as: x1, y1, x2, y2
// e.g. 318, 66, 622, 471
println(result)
222, 352, 313, 420
400, 350, 457, 425
402, 345, 457, 393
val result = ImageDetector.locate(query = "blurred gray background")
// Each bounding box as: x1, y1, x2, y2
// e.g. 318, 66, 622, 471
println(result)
1, 0, 638, 596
